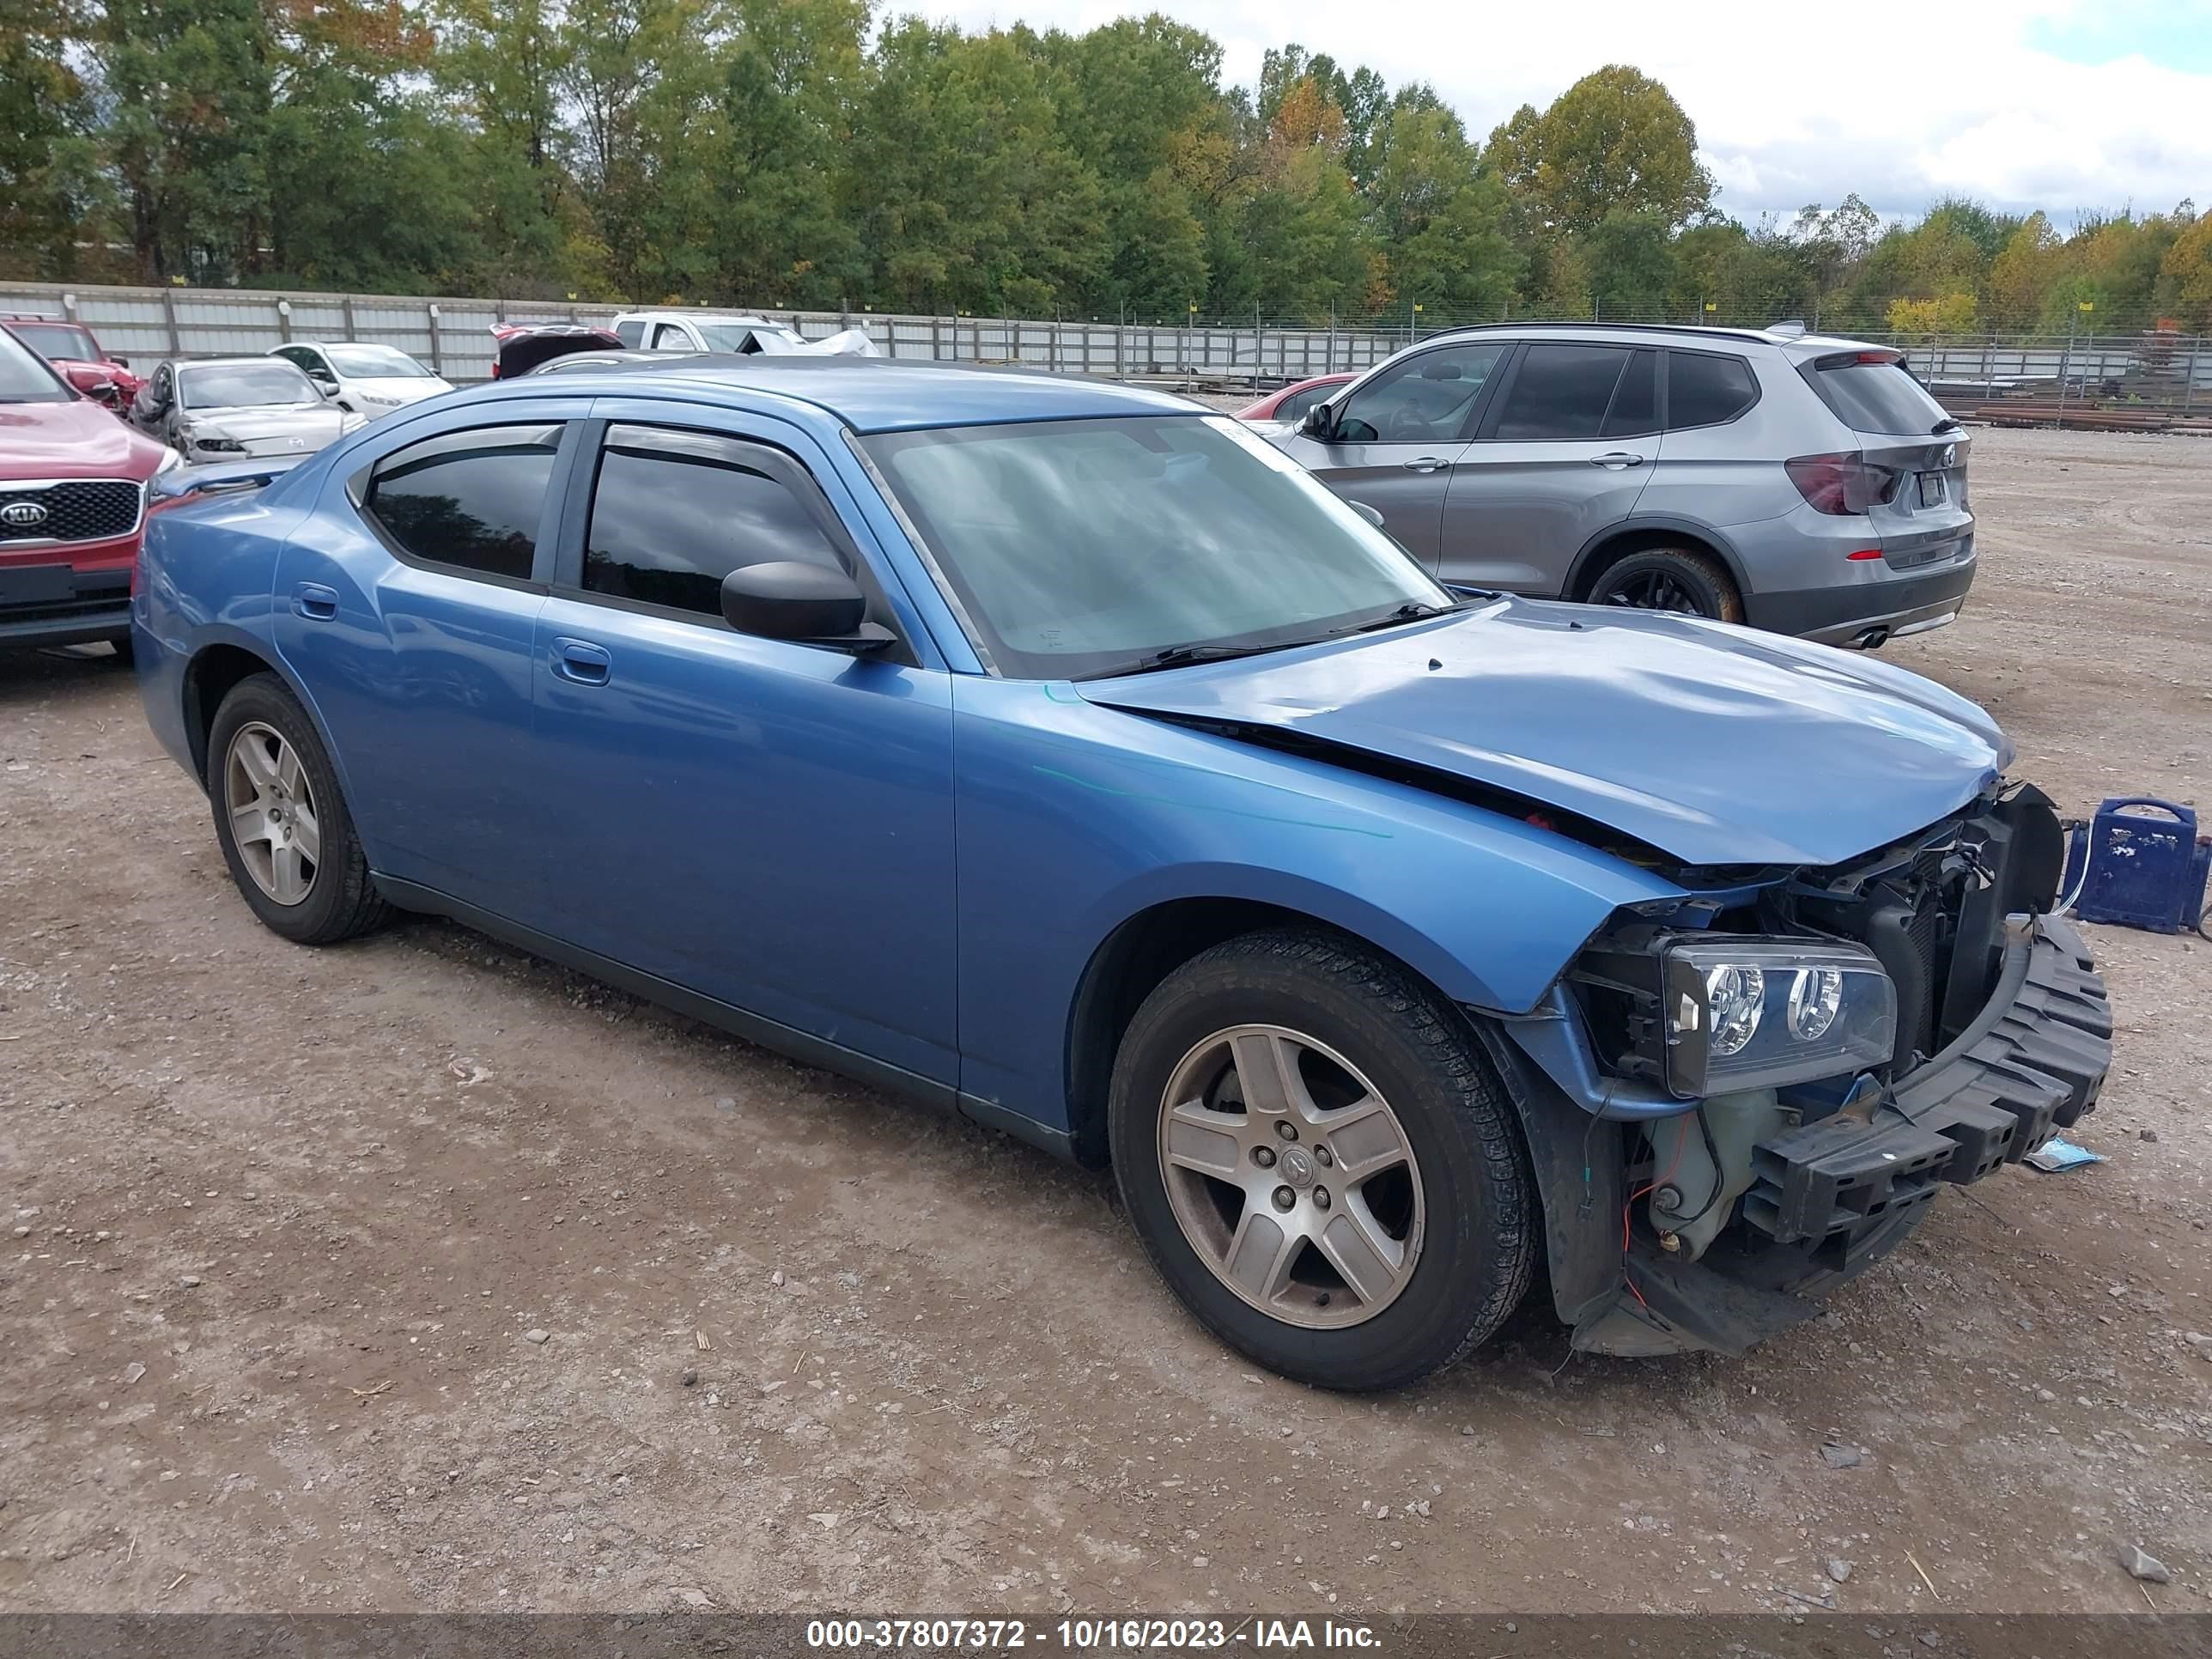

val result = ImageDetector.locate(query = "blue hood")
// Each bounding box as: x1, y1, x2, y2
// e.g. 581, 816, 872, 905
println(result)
1078, 599, 2011, 869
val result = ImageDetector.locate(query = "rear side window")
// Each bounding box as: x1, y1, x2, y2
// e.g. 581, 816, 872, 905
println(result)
1804, 356, 1949, 436
1492, 344, 1633, 441
1602, 349, 1660, 437
614, 320, 645, 348
582, 424, 846, 617
1667, 353, 1759, 428
364, 423, 562, 580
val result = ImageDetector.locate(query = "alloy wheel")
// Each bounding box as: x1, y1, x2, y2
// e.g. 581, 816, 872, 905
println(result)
1156, 1024, 1425, 1329
1597, 568, 1709, 615
222, 720, 322, 906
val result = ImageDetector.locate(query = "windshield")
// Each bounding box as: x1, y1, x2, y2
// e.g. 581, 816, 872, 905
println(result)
0, 327, 71, 402
325, 344, 436, 379
179, 362, 320, 410
861, 415, 1450, 680
7, 321, 100, 362
694, 321, 802, 352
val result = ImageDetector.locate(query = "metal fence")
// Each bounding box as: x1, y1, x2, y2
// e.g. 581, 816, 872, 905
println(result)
3, 281, 2206, 417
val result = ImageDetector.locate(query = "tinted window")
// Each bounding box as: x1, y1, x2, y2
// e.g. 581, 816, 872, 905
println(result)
582, 425, 845, 617
1335, 343, 1504, 443
1807, 357, 1948, 435
615, 320, 646, 348
1668, 353, 1759, 428
1273, 381, 1348, 424
366, 424, 562, 580
1492, 344, 1632, 440
1603, 349, 1660, 437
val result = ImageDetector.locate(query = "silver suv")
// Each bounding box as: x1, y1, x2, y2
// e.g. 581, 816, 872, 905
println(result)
1267, 323, 1973, 647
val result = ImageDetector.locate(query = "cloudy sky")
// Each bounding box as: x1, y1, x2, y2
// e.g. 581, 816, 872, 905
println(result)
926, 0, 2212, 225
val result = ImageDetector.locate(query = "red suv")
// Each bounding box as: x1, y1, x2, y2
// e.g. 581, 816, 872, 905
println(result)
0, 326, 177, 655
2, 313, 144, 413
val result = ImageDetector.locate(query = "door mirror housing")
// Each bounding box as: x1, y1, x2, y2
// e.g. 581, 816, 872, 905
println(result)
719, 561, 894, 652
1298, 400, 1336, 441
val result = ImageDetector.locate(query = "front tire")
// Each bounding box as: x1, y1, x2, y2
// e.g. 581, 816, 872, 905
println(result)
1109, 930, 1534, 1390
207, 673, 389, 945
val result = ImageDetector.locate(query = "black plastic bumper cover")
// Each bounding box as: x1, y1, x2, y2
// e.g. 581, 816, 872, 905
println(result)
1573, 914, 2111, 1358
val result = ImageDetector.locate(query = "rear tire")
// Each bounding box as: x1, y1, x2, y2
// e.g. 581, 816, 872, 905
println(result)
1108, 930, 1534, 1390
1586, 546, 1744, 623
208, 673, 389, 945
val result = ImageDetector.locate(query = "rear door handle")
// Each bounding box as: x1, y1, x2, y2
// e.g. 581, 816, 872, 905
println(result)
551, 636, 611, 686
292, 582, 339, 620
1402, 456, 1450, 473
1590, 452, 1646, 470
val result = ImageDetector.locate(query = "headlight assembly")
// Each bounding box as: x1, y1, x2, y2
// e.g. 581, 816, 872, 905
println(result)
1577, 934, 1897, 1099
1660, 939, 1894, 1097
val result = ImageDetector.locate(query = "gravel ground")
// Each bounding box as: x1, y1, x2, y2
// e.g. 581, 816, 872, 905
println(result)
0, 426, 2207, 1618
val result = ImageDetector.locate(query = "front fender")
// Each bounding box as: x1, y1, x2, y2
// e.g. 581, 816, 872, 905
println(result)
950, 678, 1685, 1136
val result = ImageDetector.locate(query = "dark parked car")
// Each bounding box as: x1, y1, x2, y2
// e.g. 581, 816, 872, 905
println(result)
133, 359, 2110, 1389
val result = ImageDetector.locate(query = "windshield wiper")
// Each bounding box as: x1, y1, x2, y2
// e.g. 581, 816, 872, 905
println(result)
1079, 641, 1294, 680
1322, 599, 1472, 640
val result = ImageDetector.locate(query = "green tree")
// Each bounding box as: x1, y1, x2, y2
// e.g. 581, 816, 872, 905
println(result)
1485, 64, 1712, 234
1368, 102, 1521, 316
0, 0, 109, 278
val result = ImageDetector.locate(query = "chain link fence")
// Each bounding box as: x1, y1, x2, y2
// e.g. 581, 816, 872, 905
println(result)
5, 280, 2206, 427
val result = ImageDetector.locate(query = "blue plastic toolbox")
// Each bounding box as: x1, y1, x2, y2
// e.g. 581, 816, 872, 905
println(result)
2059, 798, 2209, 933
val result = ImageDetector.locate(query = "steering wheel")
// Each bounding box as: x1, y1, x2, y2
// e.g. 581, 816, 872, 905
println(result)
1383, 405, 1432, 442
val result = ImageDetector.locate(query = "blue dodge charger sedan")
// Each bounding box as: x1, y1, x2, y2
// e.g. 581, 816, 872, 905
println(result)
135, 359, 2111, 1389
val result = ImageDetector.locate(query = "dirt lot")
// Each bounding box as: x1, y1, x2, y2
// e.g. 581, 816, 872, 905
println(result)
2, 426, 2208, 1619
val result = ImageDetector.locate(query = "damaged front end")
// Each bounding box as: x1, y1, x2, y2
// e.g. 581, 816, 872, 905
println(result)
1490, 782, 2113, 1358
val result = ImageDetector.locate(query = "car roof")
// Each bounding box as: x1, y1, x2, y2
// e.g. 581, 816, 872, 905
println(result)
179, 356, 308, 370
510, 355, 1203, 434
1418, 319, 1887, 360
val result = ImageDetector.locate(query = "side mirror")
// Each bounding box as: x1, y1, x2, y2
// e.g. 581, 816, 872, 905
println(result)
1344, 500, 1386, 530
109, 354, 129, 368
1298, 401, 1335, 441
719, 561, 894, 652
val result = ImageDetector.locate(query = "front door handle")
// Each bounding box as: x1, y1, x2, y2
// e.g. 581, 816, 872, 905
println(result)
1590, 452, 1646, 469
551, 636, 611, 686
292, 582, 339, 620
1401, 456, 1450, 473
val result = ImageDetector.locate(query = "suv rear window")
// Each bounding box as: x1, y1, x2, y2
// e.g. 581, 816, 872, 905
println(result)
1803, 355, 1949, 436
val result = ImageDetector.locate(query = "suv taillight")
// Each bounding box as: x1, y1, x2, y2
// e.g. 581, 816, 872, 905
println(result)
1784, 452, 1900, 515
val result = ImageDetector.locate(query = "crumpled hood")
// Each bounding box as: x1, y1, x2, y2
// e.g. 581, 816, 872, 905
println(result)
1078, 598, 2012, 869
184, 404, 349, 444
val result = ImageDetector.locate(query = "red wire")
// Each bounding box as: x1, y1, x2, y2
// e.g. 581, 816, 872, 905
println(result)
1618, 1121, 1692, 1314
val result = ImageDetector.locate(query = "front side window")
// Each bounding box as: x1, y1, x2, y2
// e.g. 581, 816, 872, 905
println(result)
1668, 352, 1759, 429
179, 362, 320, 410
1334, 343, 1504, 444
581, 425, 845, 617
364, 423, 562, 581
615, 320, 646, 348
862, 415, 1450, 681
1491, 344, 1637, 441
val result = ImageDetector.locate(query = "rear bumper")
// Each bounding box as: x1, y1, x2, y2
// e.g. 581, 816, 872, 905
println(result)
1745, 557, 1977, 647
0, 547, 136, 648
